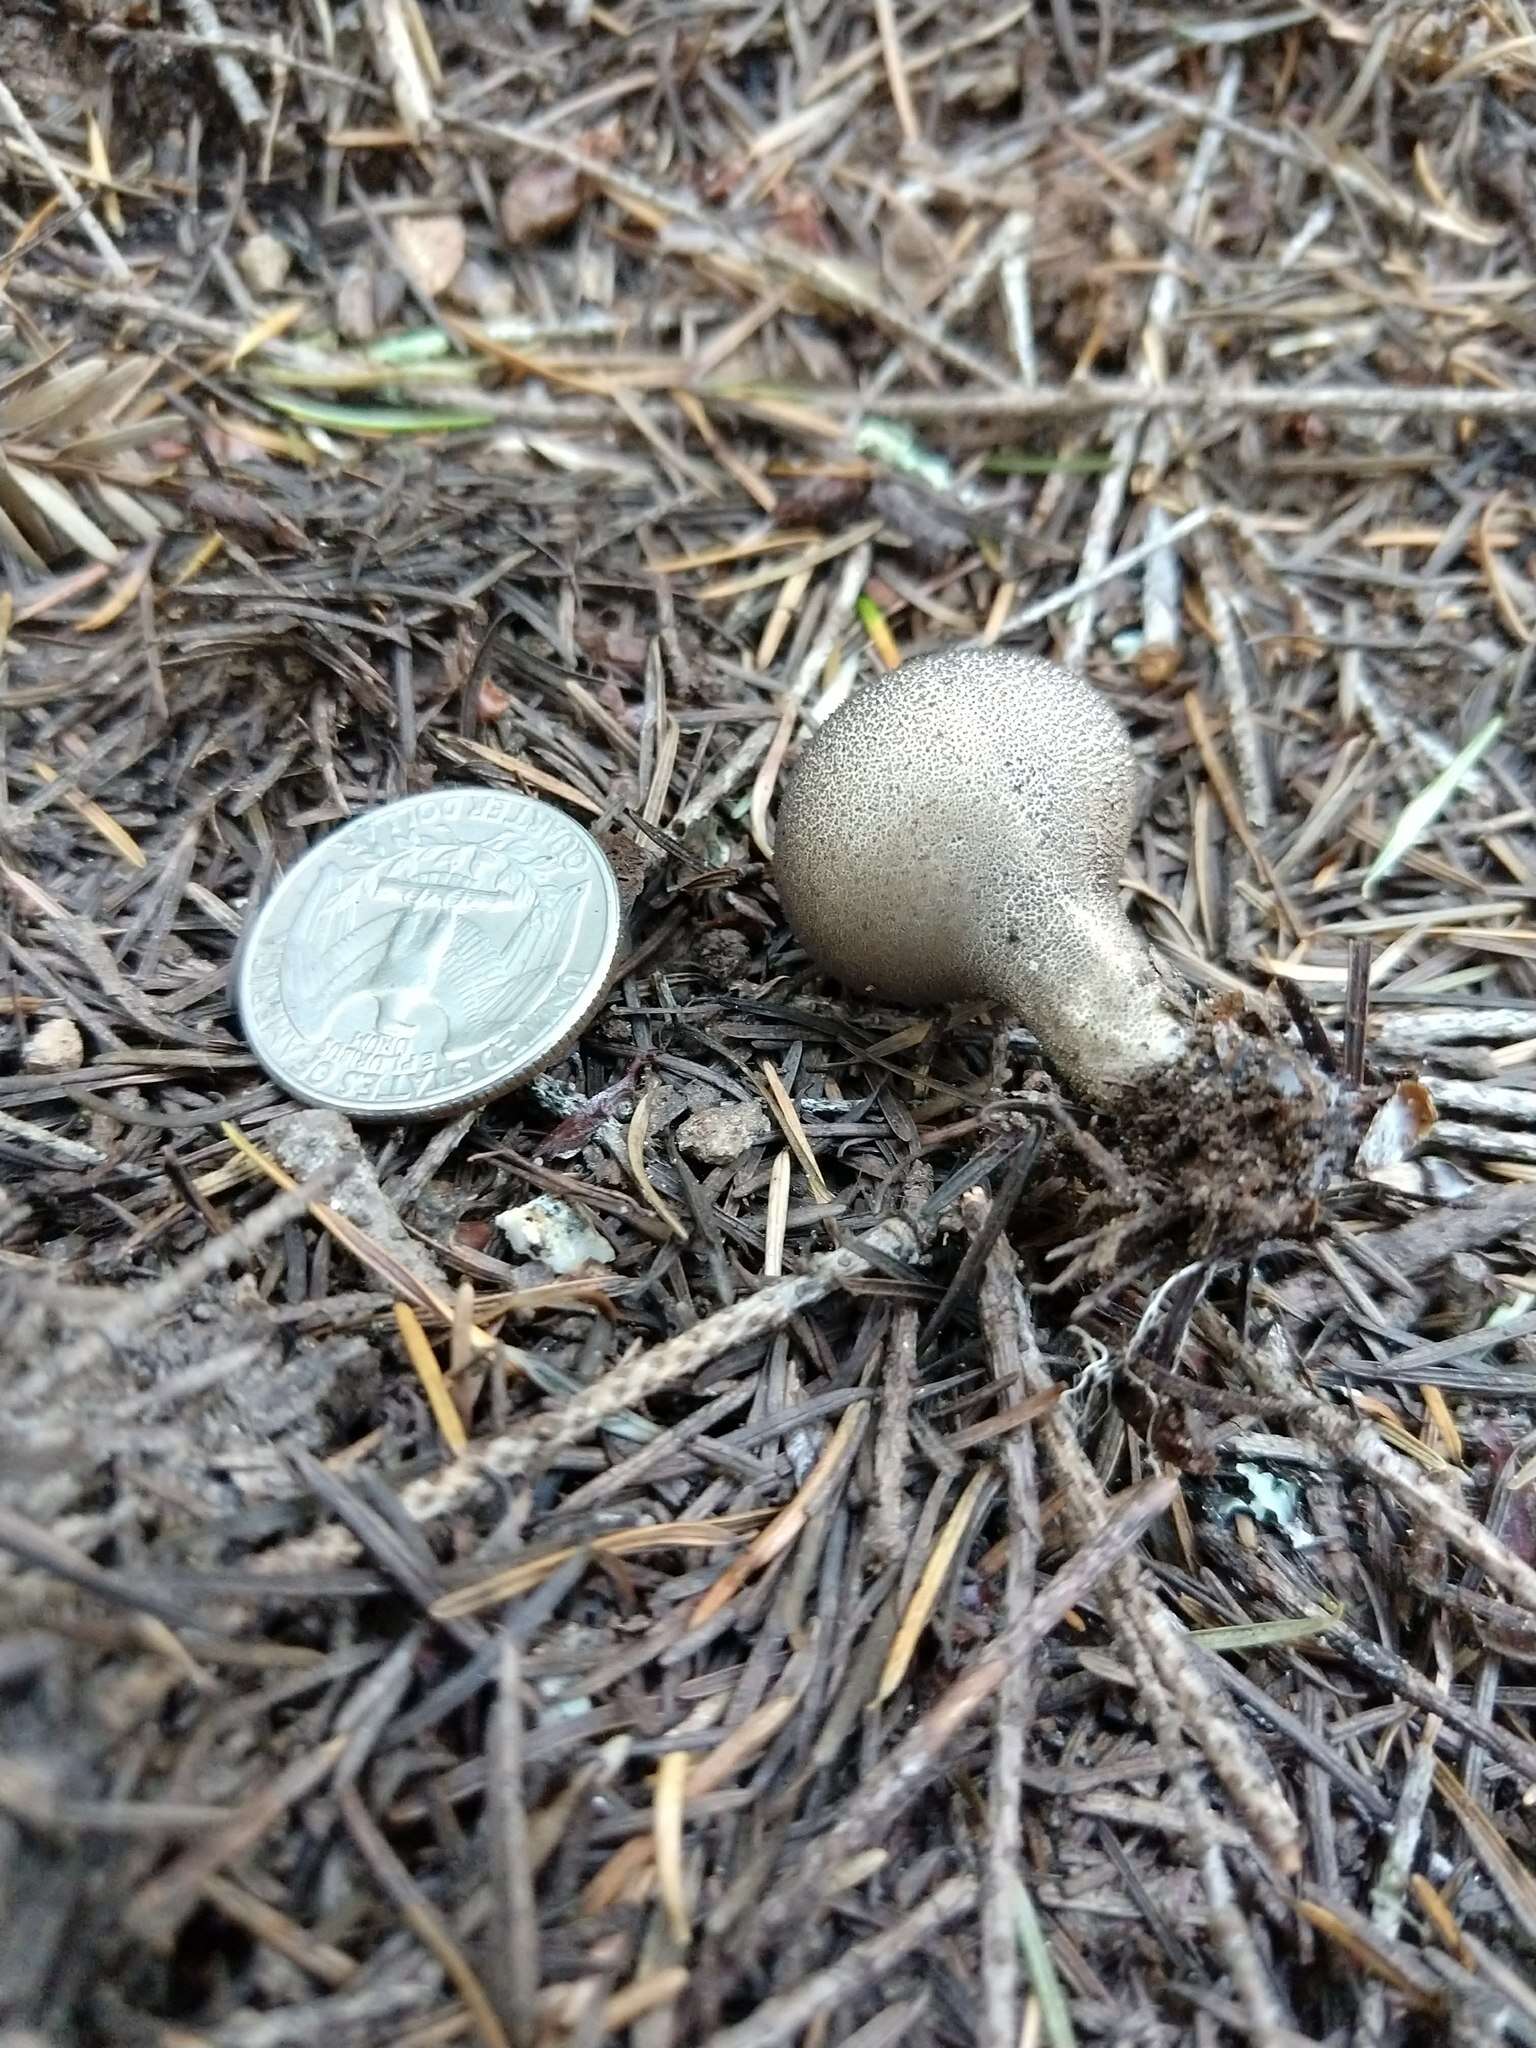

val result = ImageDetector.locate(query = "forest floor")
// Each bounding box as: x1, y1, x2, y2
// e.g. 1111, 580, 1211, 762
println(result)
4, 4, 1536, 2045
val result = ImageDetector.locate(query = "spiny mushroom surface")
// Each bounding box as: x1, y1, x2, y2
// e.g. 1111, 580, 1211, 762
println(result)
773, 645, 1190, 1102
774, 644, 1365, 1258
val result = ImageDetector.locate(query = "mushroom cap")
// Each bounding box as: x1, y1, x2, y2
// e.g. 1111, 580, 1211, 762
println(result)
773, 645, 1188, 1094
774, 646, 1143, 1001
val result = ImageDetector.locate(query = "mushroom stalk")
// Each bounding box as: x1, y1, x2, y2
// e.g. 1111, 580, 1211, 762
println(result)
772, 646, 1191, 1104
995, 895, 1191, 1099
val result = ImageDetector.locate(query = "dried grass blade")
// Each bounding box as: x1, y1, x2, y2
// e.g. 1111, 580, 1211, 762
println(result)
1410, 1874, 1469, 1960
432, 1518, 761, 1622
447, 735, 602, 814
626, 1084, 688, 1240
0, 355, 117, 434
0, 494, 47, 571
1189, 1610, 1338, 1653
755, 565, 813, 673
1474, 492, 1533, 646
220, 1121, 480, 1337
1436, 1761, 1536, 1947
1362, 715, 1504, 898
394, 1303, 468, 1455
692, 1404, 866, 1625
583, 1683, 803, 1913
229, 301, 308, 369
696, 518, 883, 599
1010, 1872, 1077, 2048
167, 533, 224, 586
760, 1060, 832, 1205
653, 1751, 691, 1945
748, 696, 798, 860
7, 457, 120, 562
84, 111, 122, 234
879, 1468, 996, 1703
75, 542, 155, 633
649, 531, 817, 575
363, 0, 438, 138
259, 393, 497, 434
31, 758, 146, 866
91, 480, 164, 545
670, 389, 777, 512
602, 1971, 689, 2032
856, 592, 901, 669
1294, 1898, 1444, 2013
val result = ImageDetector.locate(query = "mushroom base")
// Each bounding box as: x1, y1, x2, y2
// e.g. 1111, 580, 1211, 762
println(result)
1079, 998, 1369, 1266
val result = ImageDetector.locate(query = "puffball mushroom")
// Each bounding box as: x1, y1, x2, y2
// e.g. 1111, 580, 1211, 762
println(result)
775, 643, 1368, 1258
773, 645, 1192, 1104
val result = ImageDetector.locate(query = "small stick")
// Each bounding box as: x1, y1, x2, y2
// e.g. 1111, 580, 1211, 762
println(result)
179, 0, 268, 128
990, 1228, 1305, 1877
1110, 65, 1500, 243
1191, 516, 1274, 827
873, 0, 921, 150
919, 1129, 1039, 1347
1247, 1325, 1536, 1615
699, 1876, 978, 2048
866, 209, 1035, 402
999, 213, 1037, 387
752, 1473, 1178, 1936
1137, 502, 1184, 682
674, 543, 872, 833
1137, 331, 1226, 684
488, 1641, 541, 2048
737, 381, 1536, 424
1343, 937, 1372, 1086
252, 1212, 926, 1578
1357, 1715, 1442, 2046
1120, 1616, 1296, 2048
1062, 55, 1242, 669
0, 77, 131, 282
1271, 1181, 1536, 1320
972, 1192, 1044, 2048
980, 506, 1213, 643
871, 1307, 916, 1568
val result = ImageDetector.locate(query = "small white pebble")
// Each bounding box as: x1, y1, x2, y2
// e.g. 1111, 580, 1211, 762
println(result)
448, 258, 516, 320
22, 1015, 83, 1074
676, 1100, 771, 1166
496, 1194, 614, 1273
237, 230, 292, 296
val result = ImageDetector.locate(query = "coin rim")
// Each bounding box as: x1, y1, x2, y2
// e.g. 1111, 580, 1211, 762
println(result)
233, 787, 623, 1120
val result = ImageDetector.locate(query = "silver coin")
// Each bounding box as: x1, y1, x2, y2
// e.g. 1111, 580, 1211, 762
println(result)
234, 787, 623, 1120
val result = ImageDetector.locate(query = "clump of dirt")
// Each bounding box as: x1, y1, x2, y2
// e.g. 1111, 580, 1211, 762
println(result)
0, 1278, 383, 1525
1094, 1002, 1372, 1264
2, 5, 103, 117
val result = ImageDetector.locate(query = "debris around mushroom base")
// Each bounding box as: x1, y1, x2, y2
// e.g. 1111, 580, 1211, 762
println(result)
1058, 1004, 1372, 1274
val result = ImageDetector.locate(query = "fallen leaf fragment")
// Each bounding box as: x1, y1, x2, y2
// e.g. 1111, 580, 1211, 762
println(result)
392, 212, 466, 296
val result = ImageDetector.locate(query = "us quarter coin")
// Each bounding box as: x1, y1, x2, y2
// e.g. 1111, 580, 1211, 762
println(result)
234, 788, 623, 1120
